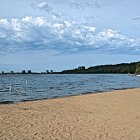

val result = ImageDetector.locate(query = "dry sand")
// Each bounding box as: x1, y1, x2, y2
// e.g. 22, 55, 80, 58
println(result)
0, 88, 140, 140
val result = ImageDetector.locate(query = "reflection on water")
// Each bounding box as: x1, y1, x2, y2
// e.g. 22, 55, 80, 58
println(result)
0, 74, 140, 103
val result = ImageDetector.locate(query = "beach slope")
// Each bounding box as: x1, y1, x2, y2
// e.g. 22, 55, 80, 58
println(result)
0, 88, 140, 140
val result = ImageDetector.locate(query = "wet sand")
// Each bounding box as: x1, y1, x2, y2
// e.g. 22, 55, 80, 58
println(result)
0, 88, 140, 140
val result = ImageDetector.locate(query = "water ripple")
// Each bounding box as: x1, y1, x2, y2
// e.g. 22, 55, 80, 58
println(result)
0, 74, 140, 103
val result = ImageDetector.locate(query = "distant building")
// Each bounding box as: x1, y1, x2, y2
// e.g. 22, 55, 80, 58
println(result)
50, 70, 53, 73
22, 70, 26, 74
1, 71, 4, 75
27, 70, 32, 74
10, 71, 14, 74
77, 66, 85, 70
46, 70, 50, 74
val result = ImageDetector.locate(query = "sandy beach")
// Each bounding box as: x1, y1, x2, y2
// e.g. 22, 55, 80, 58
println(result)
0, 88, 140, 140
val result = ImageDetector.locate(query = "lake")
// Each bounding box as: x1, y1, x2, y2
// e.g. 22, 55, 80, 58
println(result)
0, 74, 140, 103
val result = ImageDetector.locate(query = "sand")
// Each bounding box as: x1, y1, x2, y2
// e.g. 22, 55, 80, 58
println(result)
0, 88, 140, 140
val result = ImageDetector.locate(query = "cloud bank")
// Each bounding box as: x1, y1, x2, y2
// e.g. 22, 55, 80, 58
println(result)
0, 16, 140, 55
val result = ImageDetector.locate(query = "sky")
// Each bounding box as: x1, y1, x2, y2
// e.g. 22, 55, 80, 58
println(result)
0, 0, 140, 72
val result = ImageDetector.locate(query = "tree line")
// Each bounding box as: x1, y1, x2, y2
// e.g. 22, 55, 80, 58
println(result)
60, 61, 140, 74
1, 62, 140, 75
136, 63, 140, 74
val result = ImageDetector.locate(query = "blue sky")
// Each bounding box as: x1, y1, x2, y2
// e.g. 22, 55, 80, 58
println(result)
0, 0, 140, 72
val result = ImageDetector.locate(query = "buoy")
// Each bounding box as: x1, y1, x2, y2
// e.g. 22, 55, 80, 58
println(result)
9, 85, 12, 91
26, 81, 28, 85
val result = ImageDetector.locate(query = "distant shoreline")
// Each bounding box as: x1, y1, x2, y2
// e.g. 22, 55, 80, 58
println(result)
0, 61, 139, 74
0, 73, 136, 75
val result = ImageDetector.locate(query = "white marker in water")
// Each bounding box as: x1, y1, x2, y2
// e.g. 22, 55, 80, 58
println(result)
26, 81, 28, 85
9, 85, 12, 91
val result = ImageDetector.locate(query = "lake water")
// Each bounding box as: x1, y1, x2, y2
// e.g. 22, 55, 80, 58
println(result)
0, 74, 140, 104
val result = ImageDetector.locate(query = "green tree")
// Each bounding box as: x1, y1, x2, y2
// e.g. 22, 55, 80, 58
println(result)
136, 63, 140, 74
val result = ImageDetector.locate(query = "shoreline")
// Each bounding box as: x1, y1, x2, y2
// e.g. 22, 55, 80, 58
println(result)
0, 88, 140, 139
0, 87, 140, 105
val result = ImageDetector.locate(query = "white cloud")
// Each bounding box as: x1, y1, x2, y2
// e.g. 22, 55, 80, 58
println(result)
11, 18, 21, 31
22, 16, 32, 22
52, 23, 64, 30
74, 30, 81, 35
64, 21, 72, 27
0, 16, 140, 55
55, 0, 102, 9
0, 19, 9, 25
82, 25, 96, 32
34, 17, 46, 26
132, 16, 140, 20
36, 2, 52, 12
